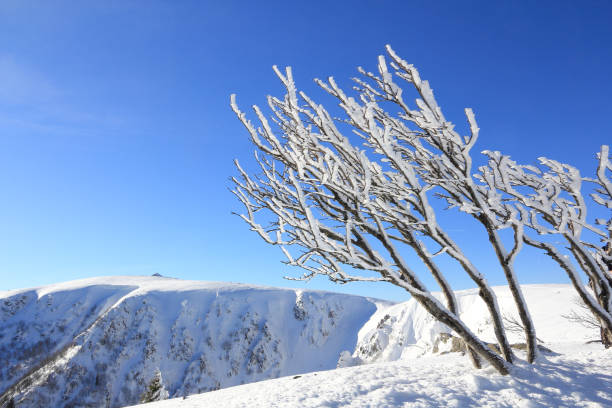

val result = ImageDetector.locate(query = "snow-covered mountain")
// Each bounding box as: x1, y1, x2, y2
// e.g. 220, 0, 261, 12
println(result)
0, 276, 386, 408
347, 284, 595, 366
132, 284, 610, 408
133, 342, 612, 408
2, 278, 604, 408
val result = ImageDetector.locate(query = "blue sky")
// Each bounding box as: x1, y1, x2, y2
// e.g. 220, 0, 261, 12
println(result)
1, 1, 611, 301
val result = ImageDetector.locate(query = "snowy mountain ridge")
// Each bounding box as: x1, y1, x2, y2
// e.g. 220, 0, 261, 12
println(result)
1, 277, 604, 407
0, 276, 385, 407
130, 283, 611, 408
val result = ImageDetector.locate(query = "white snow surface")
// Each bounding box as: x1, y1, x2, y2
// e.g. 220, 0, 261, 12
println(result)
135, 344, 612, 408
0, 276, 386, 407
2, 277, 611, 407
134, 283, 612, 408
350, 284, 597, 364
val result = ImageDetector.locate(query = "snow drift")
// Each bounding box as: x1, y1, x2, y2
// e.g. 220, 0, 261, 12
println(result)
348, 284, 595, 365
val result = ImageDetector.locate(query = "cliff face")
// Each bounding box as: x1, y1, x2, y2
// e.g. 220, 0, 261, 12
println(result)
0, 276, 381, 408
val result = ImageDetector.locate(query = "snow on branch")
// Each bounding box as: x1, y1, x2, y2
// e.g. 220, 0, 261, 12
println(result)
481, 146, 612, 345
231, 47, 568, 372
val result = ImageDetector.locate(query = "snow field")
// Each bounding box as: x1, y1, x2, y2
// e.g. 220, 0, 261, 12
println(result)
3, 277, 611, 407
134, 283, 612, 407
136, 343, 612, 408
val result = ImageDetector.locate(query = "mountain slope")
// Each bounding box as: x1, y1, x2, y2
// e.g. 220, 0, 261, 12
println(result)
133, 342, 612, 408
349, 284, 596, 365
0, 276, 385, 407
2, 279, 604, 408
134, 284, 611, 408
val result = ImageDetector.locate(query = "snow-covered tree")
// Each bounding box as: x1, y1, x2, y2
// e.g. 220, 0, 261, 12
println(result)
479, 145, 612, 347
230, 46, 545, 374
140, 369, 169, 403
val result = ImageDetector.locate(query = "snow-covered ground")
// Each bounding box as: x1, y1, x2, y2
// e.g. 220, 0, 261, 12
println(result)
133, 284, 612, 408
135, 343, 612, 408
2, 277, 611, 407
349, 284, 601, 365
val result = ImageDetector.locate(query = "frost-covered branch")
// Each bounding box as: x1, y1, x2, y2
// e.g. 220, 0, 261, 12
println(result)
231, 48, 562, 373
333, 45, 533, 362
481, 146, 612, 347
562, 297, 603, 332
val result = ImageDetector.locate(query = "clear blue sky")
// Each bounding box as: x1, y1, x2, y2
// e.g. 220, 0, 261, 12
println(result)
1, 1, 611, 301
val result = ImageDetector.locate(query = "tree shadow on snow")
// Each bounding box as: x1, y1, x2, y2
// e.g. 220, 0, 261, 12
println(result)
508, 355, 612, 406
